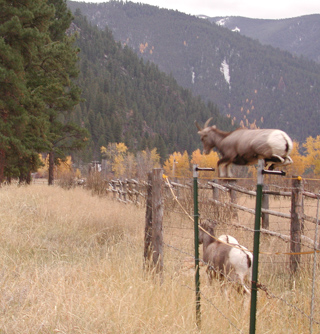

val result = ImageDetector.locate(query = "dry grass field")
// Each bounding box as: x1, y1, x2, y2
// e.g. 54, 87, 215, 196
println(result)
0, 184, 319, 333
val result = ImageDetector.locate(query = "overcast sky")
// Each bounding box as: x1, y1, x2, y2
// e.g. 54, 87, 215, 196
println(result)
74, 0, 320, 19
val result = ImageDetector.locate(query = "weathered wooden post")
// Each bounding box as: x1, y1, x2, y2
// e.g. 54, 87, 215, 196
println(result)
119, 180, 123, 201
211, 179, 219, 201
111, 180, 117, 199
144, 172, 153, 271
290, 176, 304, 273
151, 168, 164, 277
310, 194, 320, 334
229, 179, 238, 219
144, 169, 164, 279
122, 180, 127, 202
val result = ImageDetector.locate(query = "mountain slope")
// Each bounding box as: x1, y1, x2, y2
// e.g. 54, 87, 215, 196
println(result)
210, 15, 320, 64
68, 1, 320, 143
70, 12, 232, 161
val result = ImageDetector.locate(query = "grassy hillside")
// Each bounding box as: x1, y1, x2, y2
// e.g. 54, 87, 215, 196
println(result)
0, 184, 318, 332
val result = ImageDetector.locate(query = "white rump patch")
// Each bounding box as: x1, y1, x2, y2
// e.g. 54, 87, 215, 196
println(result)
267, 130, 293, 156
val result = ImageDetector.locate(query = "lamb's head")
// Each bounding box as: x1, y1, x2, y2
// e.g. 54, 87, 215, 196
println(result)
195, 118, 217, 154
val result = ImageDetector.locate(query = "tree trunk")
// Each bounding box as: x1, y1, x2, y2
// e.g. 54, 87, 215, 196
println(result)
48, 151, 55, 185
0, 149, 5, 183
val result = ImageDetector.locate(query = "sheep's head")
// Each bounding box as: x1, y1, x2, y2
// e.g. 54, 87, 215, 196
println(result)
199, 219, 217, 244
195, 118, 217, 155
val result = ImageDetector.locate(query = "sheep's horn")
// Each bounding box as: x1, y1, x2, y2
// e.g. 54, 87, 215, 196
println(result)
204, 117, 213, 128
194, 120, 202, 131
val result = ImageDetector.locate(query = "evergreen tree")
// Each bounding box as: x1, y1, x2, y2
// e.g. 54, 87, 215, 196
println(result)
0, 0, 54, 182
44, 0, 88, 185
0, 0, 88, 183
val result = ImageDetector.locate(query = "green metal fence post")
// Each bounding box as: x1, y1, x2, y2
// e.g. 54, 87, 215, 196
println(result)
249, 160, 286, 334
193, 164, 201, 329
249, 159, 264, 334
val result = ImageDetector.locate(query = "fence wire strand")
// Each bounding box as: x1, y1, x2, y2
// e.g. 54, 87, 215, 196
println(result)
161, 175, 320, 330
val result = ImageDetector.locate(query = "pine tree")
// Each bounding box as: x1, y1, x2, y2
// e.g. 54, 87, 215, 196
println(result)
44, 0, 88, 185
0, 0, 54, 182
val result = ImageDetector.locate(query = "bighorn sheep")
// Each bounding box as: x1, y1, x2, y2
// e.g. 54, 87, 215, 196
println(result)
195, 118, 293, 177
199, 220, 253, 294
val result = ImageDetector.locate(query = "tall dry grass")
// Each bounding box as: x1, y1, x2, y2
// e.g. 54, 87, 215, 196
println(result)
0, 184, 319, 333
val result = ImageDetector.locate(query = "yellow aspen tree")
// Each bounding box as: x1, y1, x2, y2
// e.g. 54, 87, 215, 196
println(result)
123, 152, 136, 179
177, 151, 191, 178
190, 149, 202, 165
286, 141, 306, 176
113, 154, 125, 178
150, 148, 161, 168
303, 135, 320, 176
112, 143, 128, 178
191, 149, 219, 177
163, 152, 182, 178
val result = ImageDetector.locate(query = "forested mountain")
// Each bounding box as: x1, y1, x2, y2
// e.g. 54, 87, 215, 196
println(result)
71, 12, 232, 162
67, 1, 320, 143
210, 15, 320, 64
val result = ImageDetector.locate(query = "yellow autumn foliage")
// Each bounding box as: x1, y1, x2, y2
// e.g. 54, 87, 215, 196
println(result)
37, 155, 80, 178
303, 135, 320, 175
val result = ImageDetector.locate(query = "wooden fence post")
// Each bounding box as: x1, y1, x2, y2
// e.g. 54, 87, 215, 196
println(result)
144, 169, 164, 279
144, 172, 153, 271
262, 185, 269, 229
152, 168, 164, 277
290, 176, 304, 273
212, 179, 219, 201
111, 180, 116, 199
229, 179, 238, 219
123, 181, 127, 202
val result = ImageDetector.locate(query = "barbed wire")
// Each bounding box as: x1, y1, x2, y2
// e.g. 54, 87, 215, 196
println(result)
256, 282, 320, 327
182, 283, 244, 333
164, 175, 320, 256
164, 239, 320, 328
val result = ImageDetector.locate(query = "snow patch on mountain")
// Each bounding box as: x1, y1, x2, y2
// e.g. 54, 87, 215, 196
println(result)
216, 17, 229, 26
220, 59, 231, 88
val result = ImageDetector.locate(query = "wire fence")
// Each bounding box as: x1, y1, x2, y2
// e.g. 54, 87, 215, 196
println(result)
107, 173, 320, 333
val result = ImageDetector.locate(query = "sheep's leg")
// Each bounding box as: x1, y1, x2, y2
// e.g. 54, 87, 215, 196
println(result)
226, 164, 233, 178
283, 156, 293, 165
218, 158, 233, 178
266, 154, 286, 170
237, 274, 251, 295
218, 164, 227, 178
206, 266, 214, 284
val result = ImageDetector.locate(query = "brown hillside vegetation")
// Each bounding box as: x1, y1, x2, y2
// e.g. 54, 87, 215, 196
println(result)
0, 185, 319, 333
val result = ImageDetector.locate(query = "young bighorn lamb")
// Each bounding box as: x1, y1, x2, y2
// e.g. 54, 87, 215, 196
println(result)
195, 118, 293, 177
199, 220, 252, 294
